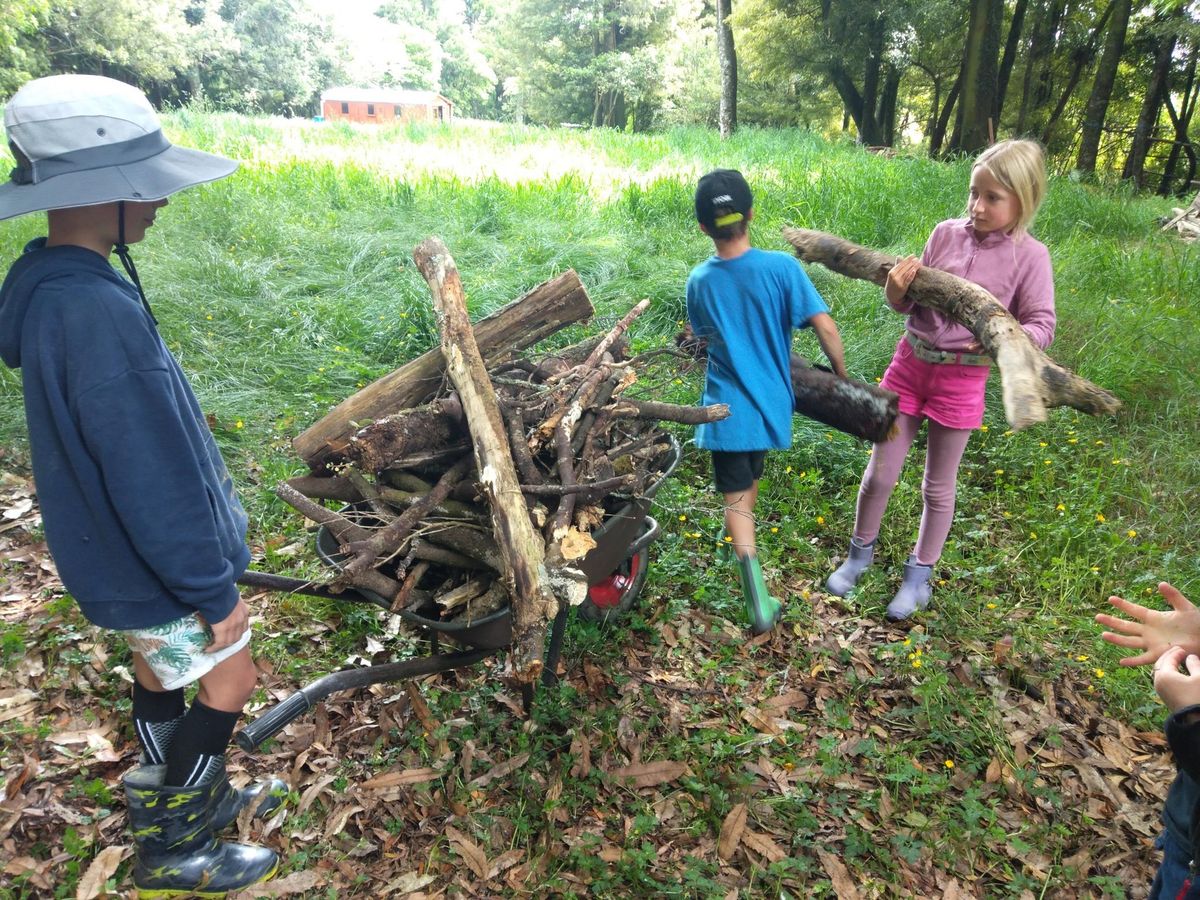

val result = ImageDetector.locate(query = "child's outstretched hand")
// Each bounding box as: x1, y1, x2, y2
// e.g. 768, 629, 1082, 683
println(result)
886, 255, 920, 307
1153, 645, 1200, 713
1096, 582, 1200, 667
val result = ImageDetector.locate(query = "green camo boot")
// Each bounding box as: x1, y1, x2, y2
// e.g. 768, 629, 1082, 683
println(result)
208, 758, 287, 833
738, 554, 782, 635
124, 765, 277, 898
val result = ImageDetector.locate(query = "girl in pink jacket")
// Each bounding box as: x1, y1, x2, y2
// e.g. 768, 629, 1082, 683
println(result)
827, 139, 1056, 620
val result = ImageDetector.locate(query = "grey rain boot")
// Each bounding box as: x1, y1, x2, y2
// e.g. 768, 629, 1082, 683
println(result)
209, 757, 287, 832
124, 764, 277, 897
825, 537, 875, 597
886, 556, 933, 621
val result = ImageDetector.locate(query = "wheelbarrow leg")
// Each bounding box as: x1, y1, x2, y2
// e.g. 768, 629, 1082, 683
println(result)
542, 603, 570, 688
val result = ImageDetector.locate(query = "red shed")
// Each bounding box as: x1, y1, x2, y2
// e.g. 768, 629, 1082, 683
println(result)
320, 88, 453, 124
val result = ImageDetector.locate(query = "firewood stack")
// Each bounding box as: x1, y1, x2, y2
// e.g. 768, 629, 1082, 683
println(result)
277, 238, 727, 684
1161, 189, 1200, 241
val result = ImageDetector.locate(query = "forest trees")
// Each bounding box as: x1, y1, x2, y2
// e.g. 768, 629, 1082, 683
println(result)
2, 0, 1198, 192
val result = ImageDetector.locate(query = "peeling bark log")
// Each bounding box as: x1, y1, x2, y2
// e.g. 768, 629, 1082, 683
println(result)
413, 237, 559, 685
791, 354, 899, 443
294, 269, 595, 471
345, 395, 466, 474
782, 227, 1121, 430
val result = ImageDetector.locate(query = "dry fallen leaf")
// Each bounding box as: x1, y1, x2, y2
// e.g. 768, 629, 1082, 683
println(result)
717, 803, 747, 861
75, 845, 125, 900
360, 768, 441, 790
817, 849, 862, 900
445, 825, 489, 879
608, 760, 689, 789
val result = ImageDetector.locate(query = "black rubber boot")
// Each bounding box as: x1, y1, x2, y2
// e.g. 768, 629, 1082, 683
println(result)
209, 759, 288, 832
124, 764, 278, 898
825, 537, 875, 597
738, 554, 782, 635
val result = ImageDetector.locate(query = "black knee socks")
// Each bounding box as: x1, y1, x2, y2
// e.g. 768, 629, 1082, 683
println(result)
132, 681, 186, 765
163, 699, 241, 788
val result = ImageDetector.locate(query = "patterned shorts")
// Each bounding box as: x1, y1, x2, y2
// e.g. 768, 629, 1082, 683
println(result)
121, 613, 252, 691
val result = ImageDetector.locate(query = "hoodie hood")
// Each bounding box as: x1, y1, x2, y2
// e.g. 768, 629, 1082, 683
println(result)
0, 239, 128, 368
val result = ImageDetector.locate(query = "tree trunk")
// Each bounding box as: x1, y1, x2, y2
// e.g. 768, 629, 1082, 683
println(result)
860, 13, 885, 145
995, 0, 1029, 124
877, 64, 901, 147
1159, 45, 1199, 196
293, 270, 594, 471
1040, 0, 1116, 149
952, 0, 1002, 154
782, 227, 1121, 431
412, 238, 562, 686
1075, 0, 1132, 175
1162, 91, 1199, 196
1122, 13, 1178, 187
716, 0, 737, 138
1017, 0, 1053, 134
930, 68, 962, 157
791, 355, 898, 444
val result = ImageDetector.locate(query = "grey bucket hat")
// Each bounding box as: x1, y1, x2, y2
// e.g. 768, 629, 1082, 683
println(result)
0, 74, 237, 221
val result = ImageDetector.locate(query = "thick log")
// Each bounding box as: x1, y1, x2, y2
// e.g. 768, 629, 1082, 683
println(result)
413, 237, 561, 685
782, 227, 1122, 431
791, 354, 899, 443
345, 395, 466, 474
294, 269, 595, 471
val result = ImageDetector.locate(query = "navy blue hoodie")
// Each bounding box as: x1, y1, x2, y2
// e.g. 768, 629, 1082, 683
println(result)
0, 239, 249, 629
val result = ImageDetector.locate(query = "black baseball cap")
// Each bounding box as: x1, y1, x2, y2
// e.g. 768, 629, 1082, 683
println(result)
695, 168, 752, 230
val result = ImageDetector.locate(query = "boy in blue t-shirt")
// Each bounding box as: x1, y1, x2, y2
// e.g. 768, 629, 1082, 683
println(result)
686, 169, 846, 634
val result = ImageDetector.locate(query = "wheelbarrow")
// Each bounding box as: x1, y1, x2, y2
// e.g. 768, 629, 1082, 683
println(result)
234, 434, 681, 752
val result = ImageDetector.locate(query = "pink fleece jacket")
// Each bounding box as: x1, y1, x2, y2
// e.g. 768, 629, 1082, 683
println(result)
890, 218, 1056, 352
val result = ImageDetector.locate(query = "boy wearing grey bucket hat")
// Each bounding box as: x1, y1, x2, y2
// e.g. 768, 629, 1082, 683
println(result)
0, 75, 279, 896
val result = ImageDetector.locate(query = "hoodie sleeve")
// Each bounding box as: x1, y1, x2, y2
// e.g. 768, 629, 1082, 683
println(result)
1167, 706, 1200, 784
73, 366, 240, 626
1012, 239, 1056, 349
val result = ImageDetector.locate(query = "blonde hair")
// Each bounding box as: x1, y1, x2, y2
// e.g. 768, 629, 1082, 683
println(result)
971, 139, 1048, 236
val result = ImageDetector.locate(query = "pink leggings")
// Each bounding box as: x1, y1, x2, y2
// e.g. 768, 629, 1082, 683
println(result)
851, 413, 973, 566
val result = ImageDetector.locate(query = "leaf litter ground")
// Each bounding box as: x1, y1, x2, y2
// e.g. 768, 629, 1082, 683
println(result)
0, 475, 1170, 899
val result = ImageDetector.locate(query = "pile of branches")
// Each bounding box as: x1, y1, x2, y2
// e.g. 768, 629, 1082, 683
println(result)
277, 313, 712, 621
274, 240, 725, 680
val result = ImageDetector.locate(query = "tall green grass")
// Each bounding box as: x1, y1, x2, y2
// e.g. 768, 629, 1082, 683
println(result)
1, 114, 1197, 894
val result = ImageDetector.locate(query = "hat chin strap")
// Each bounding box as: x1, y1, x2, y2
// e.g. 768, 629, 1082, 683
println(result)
113, 200, 157, 325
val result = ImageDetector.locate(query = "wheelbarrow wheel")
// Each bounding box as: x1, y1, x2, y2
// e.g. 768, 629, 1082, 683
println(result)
577, 547, 649, 624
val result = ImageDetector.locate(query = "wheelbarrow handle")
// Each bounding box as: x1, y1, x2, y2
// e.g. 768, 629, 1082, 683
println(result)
627, 515, 661, 558
236, 648, 494, 752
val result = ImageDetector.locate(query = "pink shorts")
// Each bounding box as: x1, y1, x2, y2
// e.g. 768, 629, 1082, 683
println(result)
879, 337, 989, 430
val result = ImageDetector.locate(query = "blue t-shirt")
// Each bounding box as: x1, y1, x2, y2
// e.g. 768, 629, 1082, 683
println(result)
686, 248, 828, 451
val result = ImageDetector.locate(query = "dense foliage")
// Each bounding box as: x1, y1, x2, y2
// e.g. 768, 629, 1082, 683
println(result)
2, 0, 1199, 186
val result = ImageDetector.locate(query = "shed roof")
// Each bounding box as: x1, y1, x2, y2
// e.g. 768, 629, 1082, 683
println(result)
321, 87, 453, 108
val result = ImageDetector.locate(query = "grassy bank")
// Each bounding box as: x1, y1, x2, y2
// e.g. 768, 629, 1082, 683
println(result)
0, 115, 1197, 897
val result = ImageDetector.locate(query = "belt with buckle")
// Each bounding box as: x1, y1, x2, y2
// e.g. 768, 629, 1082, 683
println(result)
905, 332, 991, 366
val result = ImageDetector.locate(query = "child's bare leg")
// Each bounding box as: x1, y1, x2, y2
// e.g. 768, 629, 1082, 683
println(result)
196, 646, 258, 712
723, 482, 759, 559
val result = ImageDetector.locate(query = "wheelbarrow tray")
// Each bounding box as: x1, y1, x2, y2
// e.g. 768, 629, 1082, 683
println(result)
313, 434, 680, 651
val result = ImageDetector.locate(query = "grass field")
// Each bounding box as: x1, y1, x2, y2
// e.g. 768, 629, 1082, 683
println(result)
1, 115, 1198, 897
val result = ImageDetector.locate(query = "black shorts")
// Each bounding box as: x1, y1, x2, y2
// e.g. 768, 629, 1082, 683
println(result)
711, 450, 767, 494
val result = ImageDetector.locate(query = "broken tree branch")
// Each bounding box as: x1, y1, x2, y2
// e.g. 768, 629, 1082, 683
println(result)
782, 226, 1121, 430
